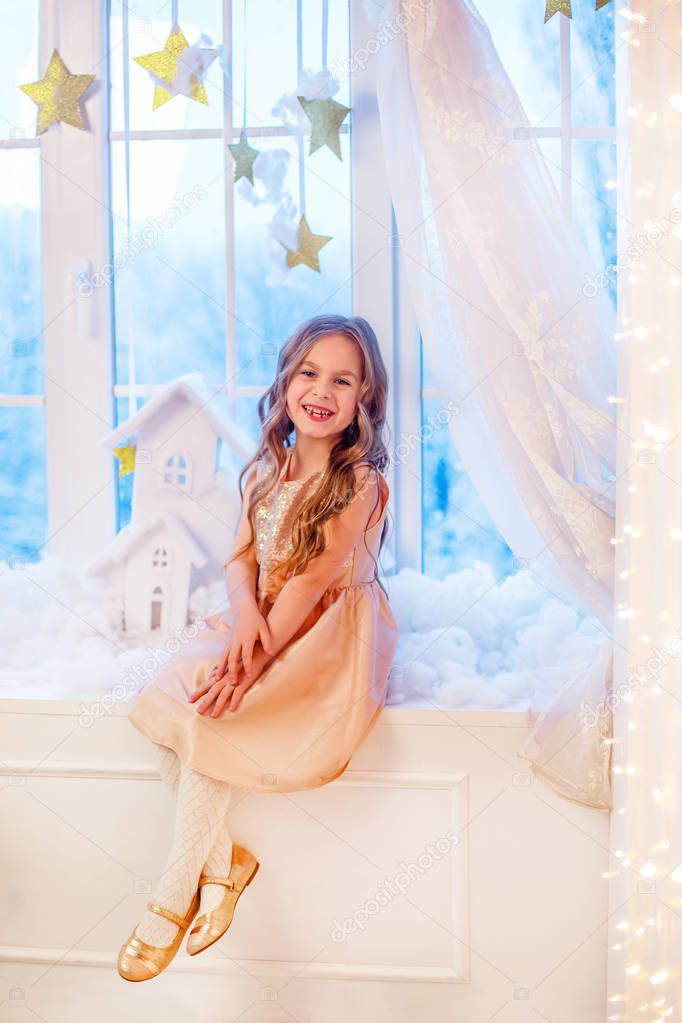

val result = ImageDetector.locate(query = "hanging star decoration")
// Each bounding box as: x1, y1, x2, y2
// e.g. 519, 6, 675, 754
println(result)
596, 0, 612, 9
19, 49, 95, 135
282, 216, 332, 272
228, 133, 260, 184
297, 96, 350, 160
113, 444, 137, 478
545, 0, 572, 20
134, 26, 218, 110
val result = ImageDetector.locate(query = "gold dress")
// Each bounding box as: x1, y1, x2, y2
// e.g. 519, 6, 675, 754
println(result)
127, 449, 400, 793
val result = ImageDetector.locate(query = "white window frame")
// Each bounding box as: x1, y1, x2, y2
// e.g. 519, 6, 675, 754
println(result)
11, 3, 615, 579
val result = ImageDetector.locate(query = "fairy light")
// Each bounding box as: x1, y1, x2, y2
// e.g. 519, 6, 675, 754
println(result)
669, 864, 682, 884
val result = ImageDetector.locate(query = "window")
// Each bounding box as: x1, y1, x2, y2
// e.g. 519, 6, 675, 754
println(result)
420, 2, 616, 578
163, 453, 190, 489
152, 546, 169, 569
108, 0, 354, 529
0, 1, 615, 592
0, 2, 46, 566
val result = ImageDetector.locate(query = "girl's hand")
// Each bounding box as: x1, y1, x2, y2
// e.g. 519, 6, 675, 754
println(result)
189, 644, 272, 717
218, 604, 274, 685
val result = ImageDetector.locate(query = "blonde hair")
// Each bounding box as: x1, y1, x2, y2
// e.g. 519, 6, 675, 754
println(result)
227, 314, 391, 598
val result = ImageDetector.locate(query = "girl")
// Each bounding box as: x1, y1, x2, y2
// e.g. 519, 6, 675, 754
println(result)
118, 314, 400, 982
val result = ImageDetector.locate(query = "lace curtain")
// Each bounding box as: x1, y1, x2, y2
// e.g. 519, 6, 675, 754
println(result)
372, 0, 617, 809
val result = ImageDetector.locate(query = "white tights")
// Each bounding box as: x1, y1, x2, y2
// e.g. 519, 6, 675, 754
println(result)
134, 744, 235, 946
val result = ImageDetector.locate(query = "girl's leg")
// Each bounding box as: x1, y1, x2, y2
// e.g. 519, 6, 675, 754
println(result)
198, 810, 234, 915
135, 762, 233, 945
153, 742, 181, 797
153, 741, 235, 918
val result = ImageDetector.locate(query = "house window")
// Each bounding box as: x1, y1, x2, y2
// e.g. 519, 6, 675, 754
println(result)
163, 453, 190, 489
152, 546, 169, 569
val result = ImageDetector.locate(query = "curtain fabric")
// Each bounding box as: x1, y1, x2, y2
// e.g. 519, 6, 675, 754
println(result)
373, 0, 617, 809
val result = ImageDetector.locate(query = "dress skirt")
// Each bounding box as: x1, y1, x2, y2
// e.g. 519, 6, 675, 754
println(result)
127, 580, 399, 793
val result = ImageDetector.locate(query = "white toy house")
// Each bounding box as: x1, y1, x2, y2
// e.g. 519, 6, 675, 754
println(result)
89, 374, 255, 638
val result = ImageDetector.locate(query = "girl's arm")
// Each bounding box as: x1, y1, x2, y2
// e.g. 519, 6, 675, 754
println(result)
259, 464, 381, 663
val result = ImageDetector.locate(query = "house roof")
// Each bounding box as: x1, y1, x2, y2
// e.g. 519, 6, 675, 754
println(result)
89, 511, 209, 575
101, 373, 255, 458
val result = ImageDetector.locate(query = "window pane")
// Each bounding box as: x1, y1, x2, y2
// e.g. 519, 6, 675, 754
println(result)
110, 138, 227, 386
0, 2, 39, 141
572, 140, 617, 310
235, 135, 352, 385
0, 150, 42, 392
232, 0, 297, 126
474, 0, 561, 127
421, 399, 514, 580
0, 406, 47, 563
109, 0, 224, 134
571, 3, 615, 128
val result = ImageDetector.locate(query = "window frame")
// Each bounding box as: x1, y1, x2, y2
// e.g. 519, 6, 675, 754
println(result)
9, 3, 615, 578
28, 0, 416, 573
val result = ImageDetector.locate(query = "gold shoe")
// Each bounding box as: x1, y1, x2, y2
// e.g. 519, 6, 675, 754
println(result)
186, 845, 260, 956
117, 888, 201, 982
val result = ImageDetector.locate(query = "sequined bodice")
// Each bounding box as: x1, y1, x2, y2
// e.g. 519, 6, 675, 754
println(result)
253, 449, 373, 604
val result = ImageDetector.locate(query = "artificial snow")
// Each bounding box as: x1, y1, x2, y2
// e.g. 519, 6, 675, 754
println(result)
0, 554, 605, 713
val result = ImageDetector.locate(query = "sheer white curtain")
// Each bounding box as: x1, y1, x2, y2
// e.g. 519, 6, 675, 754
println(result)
373, 0, 617, 809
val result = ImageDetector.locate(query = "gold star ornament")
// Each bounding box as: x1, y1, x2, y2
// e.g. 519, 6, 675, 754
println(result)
134, 26, 217, 109
297, 96, 350, 160
20, 50, 95, 135
228, 133, 260, 184
596, 0, 612, 9
113, 444, 137, 478
283, 216, 332, 272
544, 0, 572, 19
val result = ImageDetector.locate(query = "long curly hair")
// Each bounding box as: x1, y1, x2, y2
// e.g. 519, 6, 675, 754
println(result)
226, 314, 392, 599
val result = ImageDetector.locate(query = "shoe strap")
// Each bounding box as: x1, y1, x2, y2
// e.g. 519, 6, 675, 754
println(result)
146, 900, 189, 929
199, 874, 244, 893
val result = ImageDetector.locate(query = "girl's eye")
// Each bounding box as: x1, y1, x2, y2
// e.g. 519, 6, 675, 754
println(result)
301, 369, 351, 386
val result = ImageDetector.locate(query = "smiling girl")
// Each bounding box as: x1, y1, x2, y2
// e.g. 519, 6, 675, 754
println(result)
118, 314, 399, 982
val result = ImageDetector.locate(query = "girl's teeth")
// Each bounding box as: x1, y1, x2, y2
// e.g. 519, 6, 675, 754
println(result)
304, 405, 331, 419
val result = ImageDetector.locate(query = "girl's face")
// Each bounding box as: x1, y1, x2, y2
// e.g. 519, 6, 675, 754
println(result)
286, 333, 363, 440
